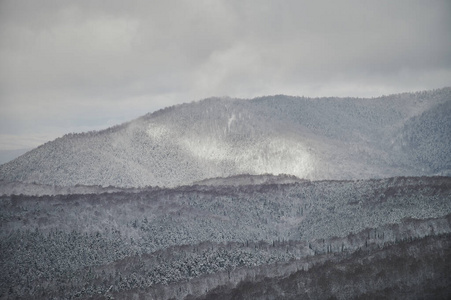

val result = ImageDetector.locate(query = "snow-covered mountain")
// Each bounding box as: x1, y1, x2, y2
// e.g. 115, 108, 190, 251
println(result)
0, 88, 450, 187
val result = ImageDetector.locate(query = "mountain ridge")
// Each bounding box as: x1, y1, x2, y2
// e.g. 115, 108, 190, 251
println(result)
1, 87, 450, 188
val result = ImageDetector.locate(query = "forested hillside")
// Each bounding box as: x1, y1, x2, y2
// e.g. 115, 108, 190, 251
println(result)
201, 234, 451, 300
1, 176, 450, 299
1, 88, 450, 299
0, 88, 450, 187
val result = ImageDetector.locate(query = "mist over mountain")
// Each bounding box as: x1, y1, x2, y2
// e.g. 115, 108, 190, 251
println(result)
1, 88, 449, 188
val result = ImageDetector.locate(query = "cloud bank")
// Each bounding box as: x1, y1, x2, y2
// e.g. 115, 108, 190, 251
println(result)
0, 0, 450, 152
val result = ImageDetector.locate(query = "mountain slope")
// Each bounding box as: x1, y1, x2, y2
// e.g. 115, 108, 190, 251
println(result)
392, 99, 451, 174
0, 88, 450, 187
1, 176, 450, 299
200, 234, 451, 300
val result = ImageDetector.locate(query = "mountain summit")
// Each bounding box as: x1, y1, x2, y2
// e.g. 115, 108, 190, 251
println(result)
1, 88, 450, 187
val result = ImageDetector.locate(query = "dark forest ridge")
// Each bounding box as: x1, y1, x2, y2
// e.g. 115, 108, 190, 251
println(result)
1, 87, 450, 188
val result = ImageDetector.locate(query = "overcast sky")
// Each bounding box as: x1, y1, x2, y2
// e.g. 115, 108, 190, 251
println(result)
0, 0, 450, 156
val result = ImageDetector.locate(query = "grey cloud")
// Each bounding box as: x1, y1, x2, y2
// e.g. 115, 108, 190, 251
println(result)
0, 0, 450, 151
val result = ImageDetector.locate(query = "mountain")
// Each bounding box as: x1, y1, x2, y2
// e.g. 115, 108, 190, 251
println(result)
0, 88, 450, 187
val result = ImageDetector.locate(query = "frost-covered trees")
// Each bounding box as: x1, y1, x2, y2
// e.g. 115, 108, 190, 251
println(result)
1, 88, 450, 188
0, 176, 450, 299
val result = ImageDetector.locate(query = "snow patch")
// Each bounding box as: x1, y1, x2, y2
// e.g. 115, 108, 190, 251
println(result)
181, 137, 229, 161
227, 114, 236, 131
235, 138, 315, 179
180, 134, 315, 179
147, 123, 170, 140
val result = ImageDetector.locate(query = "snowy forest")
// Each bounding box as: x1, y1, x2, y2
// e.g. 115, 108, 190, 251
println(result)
0, 88, 450, 299
1, 88, 450, 188
1, 0, 450, 296
1, 176, 450, 299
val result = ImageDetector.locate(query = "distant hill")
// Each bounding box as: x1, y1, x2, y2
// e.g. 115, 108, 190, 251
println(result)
0, 88, 450, 187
